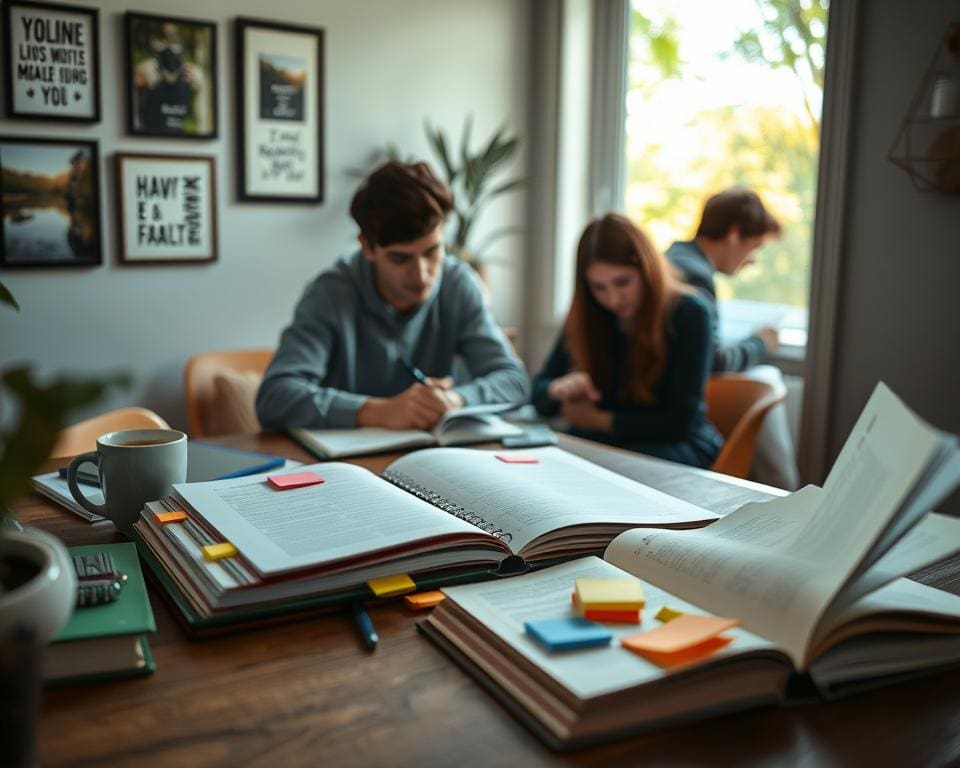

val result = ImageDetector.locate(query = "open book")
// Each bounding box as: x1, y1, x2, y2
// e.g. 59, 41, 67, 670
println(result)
420, 382, 960, 749
290, 403, 525, 458
132, 446, 718, 631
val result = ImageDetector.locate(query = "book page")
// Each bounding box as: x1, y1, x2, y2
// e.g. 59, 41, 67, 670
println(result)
605, 383, 956, 667
172, 462, 498, 576
383, 447, 717, 553
435, 413, 524, 445
439, 557, 780, 701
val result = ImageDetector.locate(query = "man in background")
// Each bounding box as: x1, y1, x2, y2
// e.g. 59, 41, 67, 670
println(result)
256, 161, 528, 431
666, 188, 799, 490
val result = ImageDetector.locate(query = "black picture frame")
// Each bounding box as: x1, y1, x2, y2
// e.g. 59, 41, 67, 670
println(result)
2, 0, 101, 123
0, 136, 102, 268
124, 12, 218, 140
115, 152, 218, 265
235, 17, 324, 203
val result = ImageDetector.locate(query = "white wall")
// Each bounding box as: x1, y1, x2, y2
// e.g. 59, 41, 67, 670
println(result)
826, 0, 960, 513
1, 0, 530, 429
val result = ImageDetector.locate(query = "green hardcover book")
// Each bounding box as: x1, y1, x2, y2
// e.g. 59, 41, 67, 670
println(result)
45, 542, 157, 686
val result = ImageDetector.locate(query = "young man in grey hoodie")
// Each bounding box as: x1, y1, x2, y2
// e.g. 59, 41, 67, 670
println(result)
256, 161, 529, 431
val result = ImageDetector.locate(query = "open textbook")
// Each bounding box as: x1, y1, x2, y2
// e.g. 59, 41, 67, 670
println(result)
132, 446, 718, 631
421, 382, 960, 749
289, 403, 525, 458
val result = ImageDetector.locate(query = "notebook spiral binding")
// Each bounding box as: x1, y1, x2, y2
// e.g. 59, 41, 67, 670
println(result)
383, 470, 512, 542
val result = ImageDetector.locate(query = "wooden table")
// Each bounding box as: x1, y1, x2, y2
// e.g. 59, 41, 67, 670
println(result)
16, 434, 960, 767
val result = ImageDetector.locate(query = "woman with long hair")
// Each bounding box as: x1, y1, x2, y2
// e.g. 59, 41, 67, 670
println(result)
532, 213, 722, 468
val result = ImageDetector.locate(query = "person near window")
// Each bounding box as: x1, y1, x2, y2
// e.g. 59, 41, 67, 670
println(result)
532, 213, 721, 468
665, 187, 783, 371
256, 161, 529, 431
666, 188, 799, 489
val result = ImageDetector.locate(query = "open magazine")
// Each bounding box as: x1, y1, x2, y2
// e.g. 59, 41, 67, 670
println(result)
421, 382, 960, 749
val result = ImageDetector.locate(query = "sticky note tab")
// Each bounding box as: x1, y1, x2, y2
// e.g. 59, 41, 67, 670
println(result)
525, 617, 613, 652
574, 578, 645, 610
404, 590, 446, 610
155, 509, 187, 523
571, 592, 641, 623
495, 454, 540, 464
621, 614, 739, 658
267, 471, 325, 490
627, 636, 733, 668
367, 573, 416, 597
655, 606, 684, 623
202, 542, 238, 561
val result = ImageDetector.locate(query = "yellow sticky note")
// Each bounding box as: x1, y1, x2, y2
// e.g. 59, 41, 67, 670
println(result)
655, 606, 684, 623
621, 614, 739, 655
202, 542, 238, 561
155, 509, 187, 523
574, 578, 645, 610
367, 573, 416, 597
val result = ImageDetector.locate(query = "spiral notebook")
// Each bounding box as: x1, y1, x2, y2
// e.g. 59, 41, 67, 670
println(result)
132, 447, 718, 632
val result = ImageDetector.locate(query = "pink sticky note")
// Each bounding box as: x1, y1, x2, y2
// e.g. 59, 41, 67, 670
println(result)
267, 471, 325, 490
495, 454, 539, 464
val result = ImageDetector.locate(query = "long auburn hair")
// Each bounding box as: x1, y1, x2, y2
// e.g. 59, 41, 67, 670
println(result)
563, 213, 686, 403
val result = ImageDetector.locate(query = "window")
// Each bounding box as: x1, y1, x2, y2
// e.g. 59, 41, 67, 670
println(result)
624, 0, 828, 349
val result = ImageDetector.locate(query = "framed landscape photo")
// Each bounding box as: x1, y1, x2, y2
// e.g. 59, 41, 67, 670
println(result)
235, 17, 324, 203
0, 136, 101, 268
115, 153, 217, 265
2, 0, 101, 123
125, 12, 218, 139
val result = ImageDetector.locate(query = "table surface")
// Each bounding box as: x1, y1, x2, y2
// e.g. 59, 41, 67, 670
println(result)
15, 434, 960, 768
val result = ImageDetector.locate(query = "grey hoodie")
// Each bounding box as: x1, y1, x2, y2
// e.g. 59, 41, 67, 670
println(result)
255, 251, 530, 429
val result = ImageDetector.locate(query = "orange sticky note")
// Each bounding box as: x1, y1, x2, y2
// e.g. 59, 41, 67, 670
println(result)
155, 509, 187, 523
495, 454, 539, 464
404, 591, 446, 610
571, 592, 641, 623
621, 614, 739, 655
267, 471, 325, 489
632, 635, 734, 668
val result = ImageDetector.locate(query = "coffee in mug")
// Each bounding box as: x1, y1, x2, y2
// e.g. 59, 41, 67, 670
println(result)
67, 428, 188, 538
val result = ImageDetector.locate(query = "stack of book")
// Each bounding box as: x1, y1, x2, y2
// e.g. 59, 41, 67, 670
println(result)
419, 383, 960, 749
131, 446, 719, 633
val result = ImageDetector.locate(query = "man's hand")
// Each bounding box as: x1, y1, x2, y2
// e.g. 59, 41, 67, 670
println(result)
425, 376, 465, 410
754, 325, 780, 354
357, 382, 458, 430
561, 398, 613, 432
548, 372, 601, 403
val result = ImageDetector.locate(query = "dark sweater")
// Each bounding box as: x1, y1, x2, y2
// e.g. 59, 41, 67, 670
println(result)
532, 293, 722, 468
665, 240, 767, 373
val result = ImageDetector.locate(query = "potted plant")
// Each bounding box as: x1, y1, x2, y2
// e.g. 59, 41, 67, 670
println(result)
0, 280, 126, 767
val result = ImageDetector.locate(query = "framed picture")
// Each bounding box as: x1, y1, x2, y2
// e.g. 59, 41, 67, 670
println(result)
2, 1, 101, 123
125, 12, 218, 139
115, 153, 217, 265
236, 17, 324, 203
0, 136, 101, 268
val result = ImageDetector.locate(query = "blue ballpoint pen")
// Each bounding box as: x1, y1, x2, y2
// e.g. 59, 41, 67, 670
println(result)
352, 601, 379, 651
401, 358, 431, 386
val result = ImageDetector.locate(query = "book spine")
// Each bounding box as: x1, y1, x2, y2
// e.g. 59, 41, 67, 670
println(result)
382, 470, 512, 542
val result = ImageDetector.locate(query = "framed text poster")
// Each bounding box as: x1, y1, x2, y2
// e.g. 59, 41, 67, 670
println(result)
235, 17, 324, 203
3, 1, 101, 122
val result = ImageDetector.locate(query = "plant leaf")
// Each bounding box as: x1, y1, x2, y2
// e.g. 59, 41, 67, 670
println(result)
0, 282, 18, 312
424, 121, 458, 184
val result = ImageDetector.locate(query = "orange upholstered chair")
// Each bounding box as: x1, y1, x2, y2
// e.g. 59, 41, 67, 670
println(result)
706, 374, 787, 480
184, 349, 273, 438
50, 407, 170, 459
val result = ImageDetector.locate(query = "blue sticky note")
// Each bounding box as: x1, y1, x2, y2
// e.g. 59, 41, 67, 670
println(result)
524, 617, 613, 652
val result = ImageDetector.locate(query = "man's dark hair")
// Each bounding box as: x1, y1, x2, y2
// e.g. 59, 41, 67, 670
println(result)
695, 188, 782, 240
350, 161, 454, 248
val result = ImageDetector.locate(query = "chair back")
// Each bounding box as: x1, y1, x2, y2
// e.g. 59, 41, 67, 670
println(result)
706, 374, 787, 479
184, 349, 273, 437
50, 407, 170, 459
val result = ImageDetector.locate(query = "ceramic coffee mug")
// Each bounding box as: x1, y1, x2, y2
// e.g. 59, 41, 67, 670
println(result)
67, 429, 188, 537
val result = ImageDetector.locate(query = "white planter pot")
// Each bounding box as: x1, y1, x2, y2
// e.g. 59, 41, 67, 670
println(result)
0, 529, 76, 644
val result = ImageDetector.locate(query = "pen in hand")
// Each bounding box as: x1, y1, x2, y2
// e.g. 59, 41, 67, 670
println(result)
351, 601, 379, 652
401, 358, 432, 387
